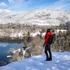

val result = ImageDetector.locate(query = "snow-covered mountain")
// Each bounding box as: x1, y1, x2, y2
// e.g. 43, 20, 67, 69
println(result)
0, 9, 70, 26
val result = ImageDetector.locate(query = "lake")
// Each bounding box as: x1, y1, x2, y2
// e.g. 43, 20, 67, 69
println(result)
0, 42, 24, 66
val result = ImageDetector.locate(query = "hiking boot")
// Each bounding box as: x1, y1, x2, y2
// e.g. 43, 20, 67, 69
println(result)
45, 58, 52, 61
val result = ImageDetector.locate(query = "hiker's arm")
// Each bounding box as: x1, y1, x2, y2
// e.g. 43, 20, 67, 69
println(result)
43, 35, 50, 47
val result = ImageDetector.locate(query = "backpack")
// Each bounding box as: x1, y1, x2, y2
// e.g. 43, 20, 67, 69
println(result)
48, 34, 56, 44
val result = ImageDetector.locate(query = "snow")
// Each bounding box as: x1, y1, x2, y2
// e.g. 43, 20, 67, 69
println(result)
10, 32, 23, 38
0, 52, 70, 70
55, 29, 67, 34
30, 31, 40, 37
0, 9, 70, 26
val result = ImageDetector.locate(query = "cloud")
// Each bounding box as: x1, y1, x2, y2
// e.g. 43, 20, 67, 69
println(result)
6, 0, 70, 11
46, 0, 70, 10
8, 0, 15, 4
0, 2, 8, 9
8, 0, 28, 4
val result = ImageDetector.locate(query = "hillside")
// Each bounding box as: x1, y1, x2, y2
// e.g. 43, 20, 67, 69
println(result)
0, 9, 70, 26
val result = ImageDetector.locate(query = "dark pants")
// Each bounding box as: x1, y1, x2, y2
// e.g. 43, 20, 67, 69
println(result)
45, 44, 52, 60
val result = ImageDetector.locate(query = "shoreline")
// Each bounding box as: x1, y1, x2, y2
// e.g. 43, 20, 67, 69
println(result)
0, 37, 24, 43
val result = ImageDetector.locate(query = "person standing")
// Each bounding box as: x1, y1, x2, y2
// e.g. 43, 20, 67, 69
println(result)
57, 31, 65, 52
43, 29, 53, 61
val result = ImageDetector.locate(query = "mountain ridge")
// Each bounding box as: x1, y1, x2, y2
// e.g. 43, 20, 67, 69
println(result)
0, 9, 70, 26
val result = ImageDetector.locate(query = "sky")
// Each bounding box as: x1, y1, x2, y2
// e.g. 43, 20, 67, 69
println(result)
0, 0, 70, 12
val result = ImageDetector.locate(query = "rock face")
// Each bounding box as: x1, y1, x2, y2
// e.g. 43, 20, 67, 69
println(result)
0, 9, 70, 26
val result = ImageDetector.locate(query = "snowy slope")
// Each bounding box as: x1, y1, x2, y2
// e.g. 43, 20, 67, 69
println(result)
0, 52, 70, 70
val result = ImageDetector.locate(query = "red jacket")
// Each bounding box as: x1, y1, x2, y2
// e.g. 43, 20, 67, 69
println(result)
43, 32, 52, 47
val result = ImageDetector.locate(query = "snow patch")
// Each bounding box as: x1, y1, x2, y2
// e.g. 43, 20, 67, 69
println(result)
31, 68, 38, 70
63, 55, 70, 60
47, 68, 51, 70
52, 66, 59, 70
28, 59, 34, 62
56, 60, 60, 63
68, 68, 70, 70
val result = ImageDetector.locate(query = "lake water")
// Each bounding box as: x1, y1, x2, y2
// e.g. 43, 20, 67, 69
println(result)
0, 42, 24, 66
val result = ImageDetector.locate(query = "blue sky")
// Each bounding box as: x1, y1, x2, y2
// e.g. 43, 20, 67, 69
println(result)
0, 0, 70, 11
